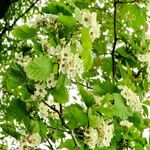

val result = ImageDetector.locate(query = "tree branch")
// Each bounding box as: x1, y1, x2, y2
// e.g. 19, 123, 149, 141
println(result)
71, 80, 92, 89
111, 0, 118, 81
47, 139, 55, 150
0, 0, 39, 38
42, 100, 81, 148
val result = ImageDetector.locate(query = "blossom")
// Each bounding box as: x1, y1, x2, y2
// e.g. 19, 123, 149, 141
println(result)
57, 47, 84, 79
46, 74, 57, 89
119, 85, 142, 112
34, 84, 47, 98
15, 52, 31, 67
137, 53, 150, 82
20, 133, 41, 150
97, 121, 114, 147
94, 95, 102, 106
39, 102, 49, 118
81, 9, 100, 40
120, 120, 133, 128
81, 10, 97, 27
89, 24, 100, 40
84, 127, 99, 149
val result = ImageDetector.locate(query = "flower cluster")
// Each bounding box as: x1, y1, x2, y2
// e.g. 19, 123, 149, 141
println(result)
32, 14, 57, 28
46, 74, 57, 89
84, 120, 114, 149
137, 53, 150, 82
120, 120, 133, 128
81, 10, 100, 40
56, 46, 84, 79
84, 127, 99, 149
15, 52, 32, 67
20, 133, 41, 150
97, 121, 114, 147
119, 85, 142, 112
39, 95, 59, 119
34, 84, 47, 99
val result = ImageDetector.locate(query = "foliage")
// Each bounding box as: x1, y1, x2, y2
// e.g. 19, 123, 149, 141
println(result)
0, 0, 150, 149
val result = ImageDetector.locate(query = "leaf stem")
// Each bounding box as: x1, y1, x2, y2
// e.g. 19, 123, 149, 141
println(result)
42, 100, 81, 148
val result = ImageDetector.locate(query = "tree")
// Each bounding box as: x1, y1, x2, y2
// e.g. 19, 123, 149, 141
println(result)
1, 0, 150, 149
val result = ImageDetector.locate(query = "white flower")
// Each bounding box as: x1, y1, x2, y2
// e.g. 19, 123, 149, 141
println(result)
81, 9, 100, 40
120, 120, 133, 128
34, 84, 47, 98
94, 95, 102, 106
89, 24, 100, 40
20, 133, 41, 149
119, 85, 142, 112
58, 47, 84, 79
138, 53, 150, 82
84, 127, 99, 149
39, 102, 49, 118
81, 10, 97, 27
137, 53, 150, 65
49, 111, 59, 119
97, 120, 114, 148
46, 74, 57, 89
15, 52, 31, 67
97, 67, 105, 82
28, 133, 41, 146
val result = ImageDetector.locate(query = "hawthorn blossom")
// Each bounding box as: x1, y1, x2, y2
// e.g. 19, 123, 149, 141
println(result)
81, 10, 97, 27
46, 74, 57, 89
138, 53, 150, 82
15, 52, 31, 67
34, 84, 47, 98
57, 47, 84, 79
20, 133, 41, 150
39, 102, 49, 118
81, 9, 100, 40
97, 121, 114, 147
120, 120, 133, 128
119, 85, 142, 112
84, 127, 99, 149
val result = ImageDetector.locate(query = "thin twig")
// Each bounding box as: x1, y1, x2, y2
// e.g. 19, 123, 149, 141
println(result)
111, 0, 118, 81
42, 100, 81, 148
47, 139, 55, 150
72, 80, 92, 89
0, 0, 39, 38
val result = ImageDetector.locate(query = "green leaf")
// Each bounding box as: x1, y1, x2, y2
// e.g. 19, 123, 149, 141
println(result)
17, 86, 31, 101
58, 16, 76, 29
7, 65, 26, 89
81, 27, 93, 72
1, 124, 21, 139
25, 56, 53, 81
58, 139, 75, 149
101, 57, 112, 75
143, 100, 150, 106
38, 121, 47, 140
52, 84, 69, 104
89, 115, 102, 128
42, 2, 72, 16
63, 104, 88, 129
116, 47, 138, 67
52, 74, 68, 103
93, 80, 118, 96
97, 107, 114, 118
7, 99, 27, 122
113, 93, 133, 119
52, 130, 65, 140
78, 85, 95, 107
12, 25, 36, 40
